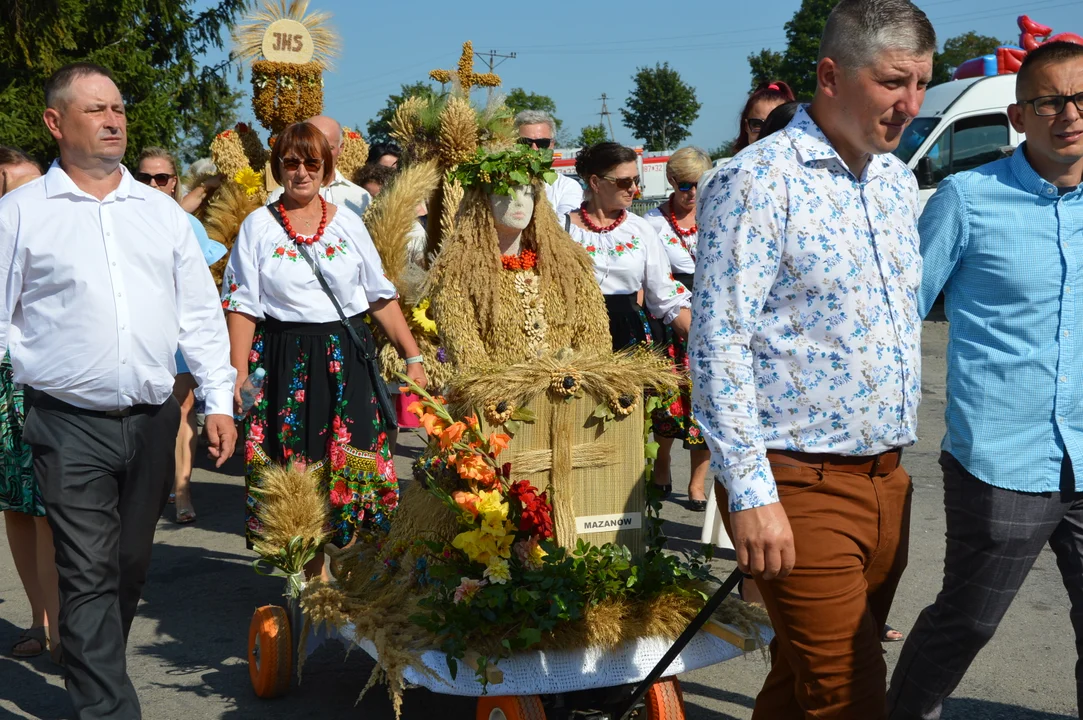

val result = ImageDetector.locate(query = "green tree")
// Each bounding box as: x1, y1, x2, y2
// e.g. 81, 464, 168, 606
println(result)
505, 87, 562, 133
366, 81, 438, 144
746, 0, 834, 96
0, 0, 246, 166
620, 63, 701, 152
932, 32, 1007, 86
709, 141, 735, 161
575, 123, 608, 147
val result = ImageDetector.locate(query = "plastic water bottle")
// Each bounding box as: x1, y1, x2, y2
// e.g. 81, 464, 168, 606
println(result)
234, 368, 267, 420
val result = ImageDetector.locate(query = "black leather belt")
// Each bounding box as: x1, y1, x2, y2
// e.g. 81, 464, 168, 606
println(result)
25, 388, 158, 419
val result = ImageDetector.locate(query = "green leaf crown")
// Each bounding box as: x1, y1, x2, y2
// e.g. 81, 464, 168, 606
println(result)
450, 148, 559, 196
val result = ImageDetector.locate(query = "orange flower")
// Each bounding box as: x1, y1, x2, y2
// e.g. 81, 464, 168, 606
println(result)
488, 433, 511, 457
420, 412, 447, 437
451, 490, 480, 518
456, 453, 497, 488
465, 414, 480, 430
406, 400, 425, 419
440, 421, 467, 450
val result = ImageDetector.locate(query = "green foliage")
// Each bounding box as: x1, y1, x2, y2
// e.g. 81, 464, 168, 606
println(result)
576, 123, 608, 148
0, 0, 246, 165
746, 0, 834, 97
620, 62, 701, 152
709, 141, 736, 161
366, 81, 439, 144
504, 87, 562, 133
932, 32, 1007, 86
449, 148, 557, 196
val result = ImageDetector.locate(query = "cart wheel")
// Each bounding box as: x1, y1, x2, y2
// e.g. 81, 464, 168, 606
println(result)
476, 694, 546, 720
644, 677, 686, 720
248, 605, 293, 698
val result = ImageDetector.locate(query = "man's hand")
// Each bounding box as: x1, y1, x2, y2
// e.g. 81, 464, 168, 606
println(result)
204, 414, 238, 468
729, 502, 795, 581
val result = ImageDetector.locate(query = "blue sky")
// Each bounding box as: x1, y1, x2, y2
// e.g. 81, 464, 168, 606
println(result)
196, 0, 1083, 151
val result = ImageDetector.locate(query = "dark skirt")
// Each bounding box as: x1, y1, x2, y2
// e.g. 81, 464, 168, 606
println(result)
649, 274, 706, 450
244, 315, 397, 548
0, 354, 41, 515
605, 293, 665, 352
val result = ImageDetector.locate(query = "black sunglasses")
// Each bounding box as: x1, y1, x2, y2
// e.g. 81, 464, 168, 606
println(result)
517, 137, 553, 149
602, 175, 641, 190
676, 181, 697, 192
1021, 92, 1083, 117
280, 157, 323, 172
746, 118, 767, 133
135, 172, 174, 186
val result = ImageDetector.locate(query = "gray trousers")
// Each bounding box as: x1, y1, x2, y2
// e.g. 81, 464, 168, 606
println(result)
887, 451, 1083, 719
22, 390, 180, 720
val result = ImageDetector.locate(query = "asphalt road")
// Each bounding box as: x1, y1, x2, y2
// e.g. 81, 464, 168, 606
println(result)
0, 319, 1078, 719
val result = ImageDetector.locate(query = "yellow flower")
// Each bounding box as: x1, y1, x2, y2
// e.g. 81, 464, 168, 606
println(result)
476, 490, 508, 524
483, 557, 511, 585
411, 299, 438, 335
233, 167, 262, 197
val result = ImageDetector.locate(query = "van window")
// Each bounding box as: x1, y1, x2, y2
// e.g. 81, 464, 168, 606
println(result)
927, 114, 1010, 183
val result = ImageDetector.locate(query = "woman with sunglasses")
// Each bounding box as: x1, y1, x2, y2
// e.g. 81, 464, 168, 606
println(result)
642, 146, 713, 510
222, 122, 425, 563
733, 80, 795, 152
135, 147, 227, 525
566, 142, 691, 351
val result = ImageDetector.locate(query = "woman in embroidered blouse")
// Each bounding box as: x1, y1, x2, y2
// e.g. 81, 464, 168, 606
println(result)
566, 142, 691, 352
642, 146, 713, 511
222, 122, 426, 551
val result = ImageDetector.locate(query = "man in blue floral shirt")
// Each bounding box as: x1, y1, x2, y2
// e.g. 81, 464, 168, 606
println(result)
689, 0, 934, 716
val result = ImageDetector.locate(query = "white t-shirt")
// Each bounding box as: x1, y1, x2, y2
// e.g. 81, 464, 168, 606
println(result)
643, 202, 697, 275
222, 204, 397, 323
545, 173, 584, 216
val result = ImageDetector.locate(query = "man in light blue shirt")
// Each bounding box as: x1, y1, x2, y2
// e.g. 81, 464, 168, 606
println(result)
888, 41, 1083, 719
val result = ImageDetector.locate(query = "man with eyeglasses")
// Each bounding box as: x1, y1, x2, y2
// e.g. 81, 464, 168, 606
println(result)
888, 40, 1083, 719
268, 114, 371, 220
514, 110, 583, 216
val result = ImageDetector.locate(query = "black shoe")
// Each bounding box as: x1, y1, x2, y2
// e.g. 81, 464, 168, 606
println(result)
688, 499, 708, 512
654, 484, 672, 499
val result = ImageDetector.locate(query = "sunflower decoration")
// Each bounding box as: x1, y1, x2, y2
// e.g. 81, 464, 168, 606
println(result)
234, 167, 263, 197
410, 299, 438, 336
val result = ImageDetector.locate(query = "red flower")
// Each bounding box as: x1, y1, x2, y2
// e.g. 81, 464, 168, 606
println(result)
586, 245, 596, 252
295, 389, 305, 402
221, 300, 229, 309
245, 441, 255, 463
230, 283, 238, 292
676, 285, 686, 294
329, 360, 342, 373
380, 489, 399, 510
668, 399, 683, 416
615, 244, 625, 252
326, 247, 336, 257
330, 480, 351, 506
329, 442, 347, 471
275, 247, 286, 256
249, 422, 265, 444
509, 480, 554, 539
249, 349, 260, 363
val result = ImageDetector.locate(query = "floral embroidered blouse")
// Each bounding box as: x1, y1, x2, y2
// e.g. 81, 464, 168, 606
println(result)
688, 105, 921, 512
221, 204, 397, 322
643, 203, 697, 275
565, 212, 690, 325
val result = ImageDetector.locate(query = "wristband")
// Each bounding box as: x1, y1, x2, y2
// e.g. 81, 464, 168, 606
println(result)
404, 355, 424, 365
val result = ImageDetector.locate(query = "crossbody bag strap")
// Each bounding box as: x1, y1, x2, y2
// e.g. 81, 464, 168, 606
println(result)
295, 243, 370, 358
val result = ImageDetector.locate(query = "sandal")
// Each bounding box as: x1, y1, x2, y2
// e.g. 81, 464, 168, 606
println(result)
688, 499, 708, 512
174, 507, 197, 524
882, 624, 904, 642
11, 626, 46, 658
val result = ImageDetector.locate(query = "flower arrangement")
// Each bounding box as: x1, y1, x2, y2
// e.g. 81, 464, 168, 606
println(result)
410, 298, 438, 336
450, 148, 558, 196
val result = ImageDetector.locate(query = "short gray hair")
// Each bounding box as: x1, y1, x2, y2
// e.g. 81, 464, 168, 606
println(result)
514, 110, 556, 137
819, 0, 936, 71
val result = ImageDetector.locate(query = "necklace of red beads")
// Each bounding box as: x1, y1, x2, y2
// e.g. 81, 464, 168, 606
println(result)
501, 249, 537, 271
665, 197, 696, 238
578, 204, 627, 234
279, 196, 328, 245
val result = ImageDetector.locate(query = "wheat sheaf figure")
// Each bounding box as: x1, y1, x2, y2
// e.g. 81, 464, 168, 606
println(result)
232, 0, 341, 69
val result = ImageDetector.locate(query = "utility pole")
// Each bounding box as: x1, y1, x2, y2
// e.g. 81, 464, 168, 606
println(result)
598, 93, 616, 140
475, 49, 517, 102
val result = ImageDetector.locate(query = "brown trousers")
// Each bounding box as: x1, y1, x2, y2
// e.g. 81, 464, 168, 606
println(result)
719, 452, 912, 719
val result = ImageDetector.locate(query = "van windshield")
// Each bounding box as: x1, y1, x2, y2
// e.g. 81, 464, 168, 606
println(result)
893, 118, 940, 164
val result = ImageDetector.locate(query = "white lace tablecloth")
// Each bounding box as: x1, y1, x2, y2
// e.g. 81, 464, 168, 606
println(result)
304, 622, 772, 697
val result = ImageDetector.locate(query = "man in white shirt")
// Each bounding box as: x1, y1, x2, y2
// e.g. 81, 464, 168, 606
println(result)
268, 114, 371, 219
0, 62, 237, 719
514, 110, 584, 216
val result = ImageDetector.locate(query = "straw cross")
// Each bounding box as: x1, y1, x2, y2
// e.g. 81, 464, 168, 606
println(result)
429, 41, 501, 93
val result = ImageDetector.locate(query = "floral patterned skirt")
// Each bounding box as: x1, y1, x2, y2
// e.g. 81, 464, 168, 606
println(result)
0, 354, 41, 516
649, 274, 706, 450
244, 315, 397, 548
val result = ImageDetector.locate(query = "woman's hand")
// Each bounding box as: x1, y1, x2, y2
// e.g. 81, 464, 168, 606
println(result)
406, 362, 428, 390
670, 307, 692, 340
233, 371, 248, 417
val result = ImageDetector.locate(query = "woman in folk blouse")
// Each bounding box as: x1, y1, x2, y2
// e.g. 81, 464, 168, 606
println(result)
642, 146, 712, 511
565, 142, 691, 351
222, 122, 426, 553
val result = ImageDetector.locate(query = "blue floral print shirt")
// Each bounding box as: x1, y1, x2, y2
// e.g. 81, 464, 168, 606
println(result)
689, 106, 922, 511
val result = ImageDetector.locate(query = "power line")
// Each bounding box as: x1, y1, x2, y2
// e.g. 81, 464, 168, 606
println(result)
598, 94, 616, 140
475, 49, 517, 102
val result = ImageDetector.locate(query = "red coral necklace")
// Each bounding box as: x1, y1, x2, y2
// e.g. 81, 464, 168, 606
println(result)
279, 196, 328, 246
578, 204, 626, 234
665, 197, 696, 238
501, 249, 537, 271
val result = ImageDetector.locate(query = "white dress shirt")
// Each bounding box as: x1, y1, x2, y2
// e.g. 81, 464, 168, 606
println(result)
546, 173, 584, 216
0, 163, 237, 416
222, 204, 397, 322
689, 106, 922, 512
565, 212, 690, 324
643, 203, 697, 275
268, 169, 372, 220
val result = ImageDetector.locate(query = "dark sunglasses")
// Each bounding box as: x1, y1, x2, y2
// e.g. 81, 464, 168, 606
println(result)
676, 181, 697, 192
135, 172, 174, 186
280, 157, 323, 172
602, 175, 640, 190
517, 137, 553, 149
746, 118, 766, 132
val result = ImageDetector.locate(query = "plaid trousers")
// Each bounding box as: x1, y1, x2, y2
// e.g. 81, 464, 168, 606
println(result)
887, 451, 1083, 719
